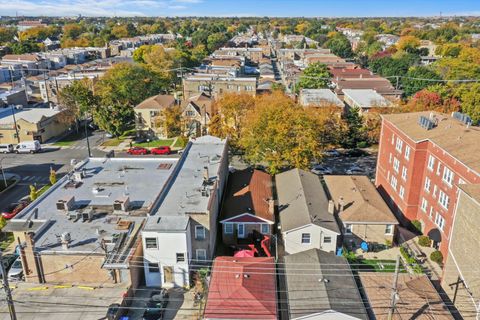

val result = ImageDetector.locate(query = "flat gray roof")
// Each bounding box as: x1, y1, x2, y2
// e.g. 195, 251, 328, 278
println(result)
342, 89, 390, 109
300, 89, 344, 107
145, 136, 227, 231
14, 157, 178, 256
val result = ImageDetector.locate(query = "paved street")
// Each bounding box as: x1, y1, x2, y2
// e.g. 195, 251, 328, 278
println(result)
0, 130, 107, 213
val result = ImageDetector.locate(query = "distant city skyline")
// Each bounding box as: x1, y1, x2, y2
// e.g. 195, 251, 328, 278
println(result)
0, 0, 479, 17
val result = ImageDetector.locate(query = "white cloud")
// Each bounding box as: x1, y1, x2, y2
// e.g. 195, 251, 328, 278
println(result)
171, 0, 203, 3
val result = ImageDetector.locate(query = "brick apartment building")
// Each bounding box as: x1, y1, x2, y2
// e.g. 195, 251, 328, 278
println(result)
375, 111, 480, 259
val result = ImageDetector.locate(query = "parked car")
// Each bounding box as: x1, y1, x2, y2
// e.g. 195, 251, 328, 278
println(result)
346, 165, 363, 175
127, 147, 149, 155
311, 165, 333, 175
0, 254, 17, 279
7, 257, 23, 281
324, 149, 340, 157
1, 201, 29, 219
150, 146, 171, 155
0, 144, 14, 153
15, 141, 41, 154
106, 303, 120, 320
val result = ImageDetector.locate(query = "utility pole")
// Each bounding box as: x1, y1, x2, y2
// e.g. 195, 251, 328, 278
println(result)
0, 251, 17, 320
10, 106, 20, 144
387, 255, 401, 320
0, 158, 7, 188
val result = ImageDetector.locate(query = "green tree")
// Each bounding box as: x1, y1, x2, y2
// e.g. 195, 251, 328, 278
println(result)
341, 107, 366, 149
10, 41, 40, 54
402, 66, 441, 97
325, 33, 353, 58
0, 27, 16, 44
297, 62, 331, 91
93, 63, 167, 136
206, 32, 228, 52
58, 79, 97, 125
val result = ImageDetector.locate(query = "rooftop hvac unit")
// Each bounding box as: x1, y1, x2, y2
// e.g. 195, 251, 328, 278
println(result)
56, 196, 75, 212
68, 210, 81, 220
82, 208, 94, 222
113, 196, 130, 213
73, 171, 84, 182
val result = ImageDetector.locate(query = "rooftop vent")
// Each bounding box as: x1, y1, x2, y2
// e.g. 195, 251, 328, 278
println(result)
82, 208, 94, 222
56, 196, 75, 212
113, 196, 130, 213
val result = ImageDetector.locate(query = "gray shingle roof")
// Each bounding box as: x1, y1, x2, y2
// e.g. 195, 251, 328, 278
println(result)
276, 169, 340, 234
283, 249, 368, 320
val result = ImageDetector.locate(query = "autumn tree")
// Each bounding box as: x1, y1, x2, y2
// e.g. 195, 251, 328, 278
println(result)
58, 78, 97, 127
396, 35, 420, 53
239, 92, 323, 174
160, 105, 183, 138
404, 89, 460, 114
208, 93, 255, 146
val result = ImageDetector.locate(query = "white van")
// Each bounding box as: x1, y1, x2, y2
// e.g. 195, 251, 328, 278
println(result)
0, 144, 14, 153
15, 141, 41, 154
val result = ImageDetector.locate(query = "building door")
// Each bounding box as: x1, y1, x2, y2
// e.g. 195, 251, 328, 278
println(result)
237, 224, 245, 238
163, 266, 174, 284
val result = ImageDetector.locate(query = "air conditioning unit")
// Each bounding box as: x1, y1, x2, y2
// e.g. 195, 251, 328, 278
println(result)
113, 196, 130, 213
68, 210, 81, 220
56, 196, 75, 212
73, 171, 84, 182
82, 209, 94, 222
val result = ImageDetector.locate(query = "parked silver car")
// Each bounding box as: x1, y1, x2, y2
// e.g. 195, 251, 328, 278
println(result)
7, 257, 23, 281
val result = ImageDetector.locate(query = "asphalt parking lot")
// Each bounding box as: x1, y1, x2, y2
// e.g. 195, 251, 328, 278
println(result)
320, 150, 378, 178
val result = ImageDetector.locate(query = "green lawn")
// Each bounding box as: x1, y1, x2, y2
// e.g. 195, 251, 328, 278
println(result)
101, 138, 125, 147
0, 233, 14, 251
173, 137, 187, 149
135, 139, 174, 148
37, 184, 51, 197
53, 131, 85, 146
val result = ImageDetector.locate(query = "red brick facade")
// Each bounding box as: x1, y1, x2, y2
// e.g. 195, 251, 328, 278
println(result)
375, 116, 480, 259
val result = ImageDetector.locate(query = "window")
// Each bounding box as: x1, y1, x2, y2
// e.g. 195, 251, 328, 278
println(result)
185, 110, 196, 117
196, 249, 207, 261
427, 155, 435, 171
176, 253, 185, 263
148, 262, 159, 273
435, 213, 445, 231
404, 145, 411, 161
442, 167, 454, 186
261, 224, 269, 234
458, 178, 466, 185
438, 190, 450, 209
224, 223, 233, 234
385, 224, 394, 235
393, 158, 400, 173
436, 162, 442, 176
301, 233, 311, 244
429, 206, 434, 219
399, 186, 405, 199
345, 224, 352, 235
390, 176, 398, 191
401, 166, 407, 181
145, 237, 157, 249
195, 226, 206, 240
424, 177, 431, 192
245, 85, 254, 91
433, 185, 438, 198
389, 153, 392, 163
391, 133, 395, 145
323, 236, 332, 244
395, 138, 403, 152
421, 198, 428, 212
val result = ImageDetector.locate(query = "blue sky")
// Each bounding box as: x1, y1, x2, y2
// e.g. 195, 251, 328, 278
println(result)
1, 0, 479, 17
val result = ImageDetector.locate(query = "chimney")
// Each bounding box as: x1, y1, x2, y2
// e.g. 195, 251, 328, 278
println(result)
328, 200, 335, 214
203, 166, 209, 181
338, 197, 345, 212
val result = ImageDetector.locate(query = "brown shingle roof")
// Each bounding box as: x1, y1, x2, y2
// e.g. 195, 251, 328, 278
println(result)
221, 169, 274, 222
383, 111, 480, 174
359, 274, 454, 320
135, 94, 175, 110
2, 54, 40, 62
323, 175, 398, 224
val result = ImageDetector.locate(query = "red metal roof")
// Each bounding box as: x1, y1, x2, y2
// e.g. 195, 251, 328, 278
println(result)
204, 257, 277, 319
